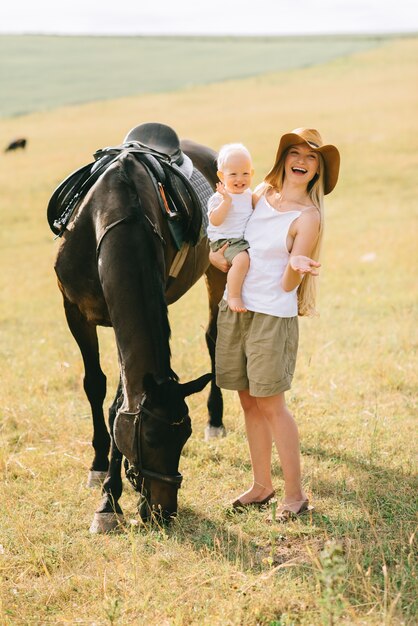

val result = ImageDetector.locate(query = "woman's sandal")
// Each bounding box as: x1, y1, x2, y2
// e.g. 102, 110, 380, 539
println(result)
231, 491, 276, 510
268, 499, 314, 522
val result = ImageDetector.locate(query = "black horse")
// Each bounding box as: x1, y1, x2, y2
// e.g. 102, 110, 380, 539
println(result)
48, 123, 227, 532
5, 137, 27, 152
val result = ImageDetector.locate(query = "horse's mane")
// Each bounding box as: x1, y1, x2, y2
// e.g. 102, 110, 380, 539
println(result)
119, 161, 175, 383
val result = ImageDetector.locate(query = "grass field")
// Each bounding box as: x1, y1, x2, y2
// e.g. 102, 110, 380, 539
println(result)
0, 36, 417, 625
0, 34, 389, 118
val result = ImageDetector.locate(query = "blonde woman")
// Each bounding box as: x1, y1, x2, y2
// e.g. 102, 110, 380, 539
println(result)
210, 128, 340, 519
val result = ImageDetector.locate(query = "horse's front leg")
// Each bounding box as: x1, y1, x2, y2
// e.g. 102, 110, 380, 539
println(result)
90, 383, 125, 533
204, 265, 227, 440
63, 300, 111, 485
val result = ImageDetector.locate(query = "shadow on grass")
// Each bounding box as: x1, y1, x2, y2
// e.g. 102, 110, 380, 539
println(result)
298, 443, 417, 618
170, 445, 416, 588
303, 443, 417, 524
110, 441, 417, 622
169, 503, 319, 574
118, 443, 416, 572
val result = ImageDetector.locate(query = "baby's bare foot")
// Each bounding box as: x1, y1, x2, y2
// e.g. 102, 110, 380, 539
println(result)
228, 297, 247, 313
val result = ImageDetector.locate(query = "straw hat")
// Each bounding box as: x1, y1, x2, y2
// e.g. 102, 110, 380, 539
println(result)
268, 128, 340, 194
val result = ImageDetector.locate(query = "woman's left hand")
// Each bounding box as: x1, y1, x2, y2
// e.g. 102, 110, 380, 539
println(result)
289, 255, 321, 276
209, 243, 230, 273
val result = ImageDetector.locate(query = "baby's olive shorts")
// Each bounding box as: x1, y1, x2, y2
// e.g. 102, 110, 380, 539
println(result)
215, 299, 299, 397
209, 238, 250, 264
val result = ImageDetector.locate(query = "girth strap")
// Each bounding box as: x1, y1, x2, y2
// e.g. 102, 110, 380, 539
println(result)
168, 243, 190, 279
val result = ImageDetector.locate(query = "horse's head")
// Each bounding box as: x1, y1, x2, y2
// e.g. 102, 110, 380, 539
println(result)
131, 372, 212, 523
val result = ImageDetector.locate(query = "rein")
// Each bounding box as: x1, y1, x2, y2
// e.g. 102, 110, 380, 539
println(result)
125, 397, 186, 490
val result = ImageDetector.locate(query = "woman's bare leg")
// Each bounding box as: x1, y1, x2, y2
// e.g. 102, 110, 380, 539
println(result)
233, 390, 275, 504
256, 393, 308, 512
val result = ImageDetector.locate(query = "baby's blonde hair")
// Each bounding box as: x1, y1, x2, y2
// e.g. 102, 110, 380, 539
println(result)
261, 148, 325, 317
217, 143, 252, 171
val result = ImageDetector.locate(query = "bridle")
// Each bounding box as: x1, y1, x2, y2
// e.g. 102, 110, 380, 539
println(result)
125, 395, 188, 491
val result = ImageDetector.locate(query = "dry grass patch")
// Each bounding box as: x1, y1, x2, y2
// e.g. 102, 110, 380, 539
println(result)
1, 37, 417, 625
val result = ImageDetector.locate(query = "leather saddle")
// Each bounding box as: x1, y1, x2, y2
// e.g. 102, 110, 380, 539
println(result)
47, 123, 204, 248
124, 123, 185, 166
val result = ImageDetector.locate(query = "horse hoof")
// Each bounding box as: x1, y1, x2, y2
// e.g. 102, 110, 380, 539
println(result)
204, 425, 227, 441
86, 470, 108, 488
89, 512, 125, 534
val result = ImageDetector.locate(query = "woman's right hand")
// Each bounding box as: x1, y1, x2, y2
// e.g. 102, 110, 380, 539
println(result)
209, 242, 230, 273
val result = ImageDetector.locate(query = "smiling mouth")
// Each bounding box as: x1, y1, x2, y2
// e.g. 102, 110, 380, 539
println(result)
292, 167, 307, 174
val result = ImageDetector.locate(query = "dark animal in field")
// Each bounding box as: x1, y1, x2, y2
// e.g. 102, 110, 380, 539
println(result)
5, 137, 27, 152
47, 123, 227, 533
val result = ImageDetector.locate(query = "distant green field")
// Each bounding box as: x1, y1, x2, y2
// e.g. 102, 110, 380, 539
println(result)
0, 34, 390, 118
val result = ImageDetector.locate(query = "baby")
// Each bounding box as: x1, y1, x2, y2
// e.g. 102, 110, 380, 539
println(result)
207, 143, 254, 312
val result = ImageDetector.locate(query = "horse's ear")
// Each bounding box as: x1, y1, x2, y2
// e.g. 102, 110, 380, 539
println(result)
142, 373, 159, 397
181, 373, 213, 398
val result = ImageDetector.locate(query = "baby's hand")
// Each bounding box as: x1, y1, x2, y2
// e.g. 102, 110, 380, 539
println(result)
216, 182, 231, 200
290, 255, 321, 276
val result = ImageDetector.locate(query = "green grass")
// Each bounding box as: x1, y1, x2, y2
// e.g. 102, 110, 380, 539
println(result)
0, 33, 392, 118
0, 37, 417, 625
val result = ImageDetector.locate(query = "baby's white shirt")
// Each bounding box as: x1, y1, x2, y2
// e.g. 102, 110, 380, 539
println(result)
206, 188, 253, 241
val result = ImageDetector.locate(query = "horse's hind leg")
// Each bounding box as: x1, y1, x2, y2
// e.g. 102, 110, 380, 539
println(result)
204, 265, 227, 440
63, 299, 111, 485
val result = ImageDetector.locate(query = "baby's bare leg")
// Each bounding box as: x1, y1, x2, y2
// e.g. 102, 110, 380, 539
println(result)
227, 251, 250, 312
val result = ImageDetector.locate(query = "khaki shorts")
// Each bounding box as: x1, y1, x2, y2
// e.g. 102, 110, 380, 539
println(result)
215, 299, 299, 397
209, 238, 250, 264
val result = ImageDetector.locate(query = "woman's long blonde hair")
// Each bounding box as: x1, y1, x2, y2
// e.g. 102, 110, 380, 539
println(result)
261, 147, 325, 316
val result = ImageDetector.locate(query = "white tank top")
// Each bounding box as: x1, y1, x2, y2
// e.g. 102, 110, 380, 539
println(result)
240, 195, 301, 317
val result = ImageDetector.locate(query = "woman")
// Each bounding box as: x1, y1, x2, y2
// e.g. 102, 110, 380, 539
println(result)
211, 128, 340, 519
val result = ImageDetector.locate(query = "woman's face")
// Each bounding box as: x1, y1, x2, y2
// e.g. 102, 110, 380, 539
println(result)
284, 144, 319, 186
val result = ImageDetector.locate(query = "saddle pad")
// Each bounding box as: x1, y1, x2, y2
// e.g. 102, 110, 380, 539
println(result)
189, 167, 213, 240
